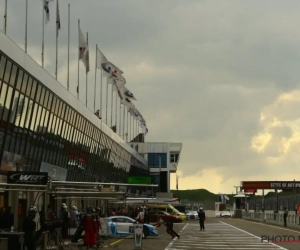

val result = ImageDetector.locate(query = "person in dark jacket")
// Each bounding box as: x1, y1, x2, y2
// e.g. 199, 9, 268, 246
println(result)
198, 207, 206, 231
23, 206, 37, 250
60, 204, 69, 238
283, 207, 288, 227
144, 208, 150, 224
164, 220, 180, 239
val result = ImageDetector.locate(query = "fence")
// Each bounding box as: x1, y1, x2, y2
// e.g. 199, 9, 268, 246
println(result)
242, 211, 300, 230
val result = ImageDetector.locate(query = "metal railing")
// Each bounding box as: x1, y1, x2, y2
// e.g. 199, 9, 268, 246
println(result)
242, 211, 300, 227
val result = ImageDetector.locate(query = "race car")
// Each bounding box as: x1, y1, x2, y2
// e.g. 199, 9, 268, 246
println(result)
106, 216, 159, 238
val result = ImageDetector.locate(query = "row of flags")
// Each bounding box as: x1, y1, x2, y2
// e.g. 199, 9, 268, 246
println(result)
43, 0, 148, 135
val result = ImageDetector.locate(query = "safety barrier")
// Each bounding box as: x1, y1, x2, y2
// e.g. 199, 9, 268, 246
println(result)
242, 211, 300, 229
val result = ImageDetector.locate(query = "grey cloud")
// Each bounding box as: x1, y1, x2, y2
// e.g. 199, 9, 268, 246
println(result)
3, 0, 300, 192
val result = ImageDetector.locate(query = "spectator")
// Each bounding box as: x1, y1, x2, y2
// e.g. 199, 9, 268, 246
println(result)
60, 204, 69, 238
70, 206, 79, 227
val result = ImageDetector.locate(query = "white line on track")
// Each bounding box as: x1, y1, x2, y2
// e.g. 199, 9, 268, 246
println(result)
236, 218, 300, 234
165, 223, 188, 250
220, 221, 288, 250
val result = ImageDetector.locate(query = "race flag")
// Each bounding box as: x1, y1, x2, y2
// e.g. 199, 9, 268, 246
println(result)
56, 0, 61, 37
78, 26, 89, 73
43, 0, 53, 24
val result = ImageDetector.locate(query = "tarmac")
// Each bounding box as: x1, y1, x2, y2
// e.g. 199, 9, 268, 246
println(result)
47, 217, 300, 250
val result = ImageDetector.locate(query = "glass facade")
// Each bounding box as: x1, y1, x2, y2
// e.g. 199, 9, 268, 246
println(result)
0, 52, 149, 182
147, 153, 167, 167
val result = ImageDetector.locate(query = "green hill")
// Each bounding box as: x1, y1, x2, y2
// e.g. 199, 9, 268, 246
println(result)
170, 189, 295, 203
171, 189, 219, 201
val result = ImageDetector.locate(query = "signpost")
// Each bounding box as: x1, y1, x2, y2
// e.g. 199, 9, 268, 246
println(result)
134, 223, 143, 250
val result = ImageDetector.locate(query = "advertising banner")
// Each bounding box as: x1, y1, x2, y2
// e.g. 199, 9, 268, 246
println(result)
242, 181, 300, 189
134, 223, 143, 249
40, 162, 67, 181
7, 171, 48, 185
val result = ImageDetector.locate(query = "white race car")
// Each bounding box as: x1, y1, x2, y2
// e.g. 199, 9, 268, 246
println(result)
106, 216, 159, 238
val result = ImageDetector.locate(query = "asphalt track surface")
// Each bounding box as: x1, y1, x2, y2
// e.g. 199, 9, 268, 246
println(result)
66, 218, 300, 250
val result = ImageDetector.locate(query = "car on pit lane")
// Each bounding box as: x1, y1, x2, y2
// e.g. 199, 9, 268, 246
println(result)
148, 210, 182, 223
106, 216, 159, 238
186, 211, 199, 220
220, 210, 231, 218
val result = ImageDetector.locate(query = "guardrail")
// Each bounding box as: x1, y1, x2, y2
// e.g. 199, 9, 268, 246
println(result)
242, 211, 300, 229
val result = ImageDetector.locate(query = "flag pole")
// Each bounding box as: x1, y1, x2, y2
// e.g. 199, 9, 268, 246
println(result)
25, 0, 28, 53
129, 114, 132, 141
77, 19, 80, 99
127, 109, 129, 142
42, 1, 45, 68
86, 32, 88, 107
133, 116, 135, 142
123, 106, 125, 140
136, 120, 138, 142
115, 91, 118, 132
100, 70, 103, 119
55, 0, 58, 80
4, 0, 7, 34
105, 77, 109, 124
110, 84, 113, 127
94, 44, 97, 113
67, 4, 70, 91
119, 102, 122, 137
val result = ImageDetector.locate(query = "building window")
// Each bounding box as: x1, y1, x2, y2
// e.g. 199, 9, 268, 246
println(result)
170, 152, 179, 163
148, 153, 167, 167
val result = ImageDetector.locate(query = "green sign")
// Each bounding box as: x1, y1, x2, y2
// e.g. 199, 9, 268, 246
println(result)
127, 176, 152, 184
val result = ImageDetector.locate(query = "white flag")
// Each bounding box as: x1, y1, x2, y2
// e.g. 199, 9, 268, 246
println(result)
96, 48, 125, 82
43, 0, 53, 24
78, 26, 89, 73
56, 0, 61, 37
117, 86, 135, 109
130, 108, 145, 124
96, 48, 108, 68
123, 86, 137, 101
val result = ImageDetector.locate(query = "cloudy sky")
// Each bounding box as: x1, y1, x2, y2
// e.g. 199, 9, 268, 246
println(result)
2, 0, 300, 194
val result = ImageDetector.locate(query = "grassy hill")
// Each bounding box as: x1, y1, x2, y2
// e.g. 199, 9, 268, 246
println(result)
170, 189, 236, 202
170, 189, 295, 203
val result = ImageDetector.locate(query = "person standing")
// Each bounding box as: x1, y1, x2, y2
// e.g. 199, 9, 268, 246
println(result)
283, 207, 288, 227
60, 204, 69, 238
198, 207, 206, 231
22, 206, 37, 250
70, 206, 79, 227
135, 207, 145, 223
